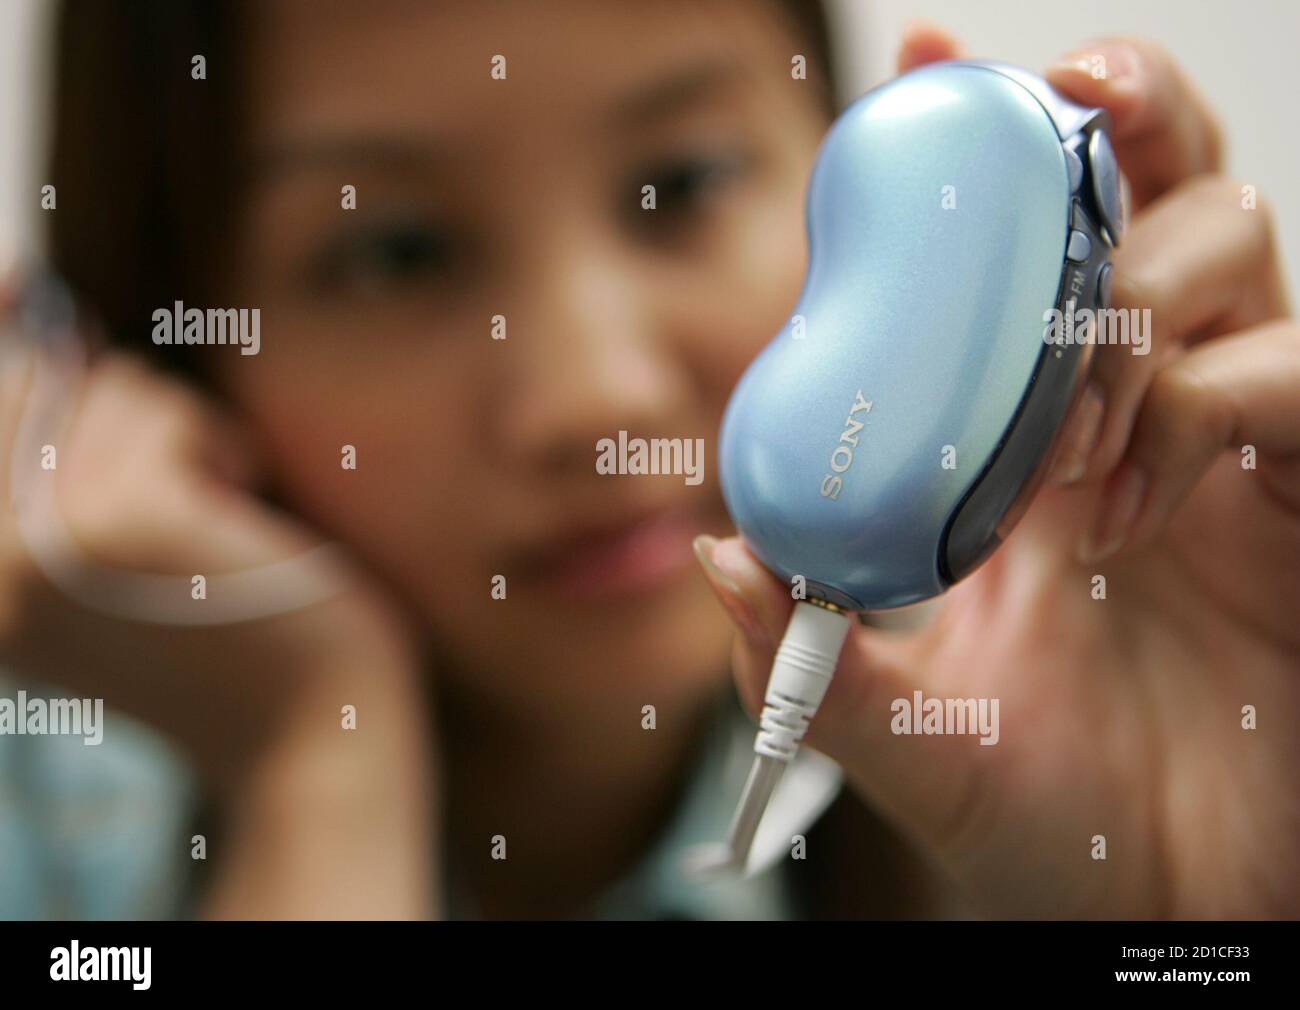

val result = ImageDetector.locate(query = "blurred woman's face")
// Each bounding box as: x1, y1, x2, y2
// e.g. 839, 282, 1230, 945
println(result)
217, 0, 828, 712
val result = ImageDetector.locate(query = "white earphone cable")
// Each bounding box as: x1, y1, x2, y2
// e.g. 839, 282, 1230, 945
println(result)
691, 600, 853, 876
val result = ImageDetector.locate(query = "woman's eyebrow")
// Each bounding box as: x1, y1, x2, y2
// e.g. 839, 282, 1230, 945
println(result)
607, 58, 752, 127
246, 59, 752, 179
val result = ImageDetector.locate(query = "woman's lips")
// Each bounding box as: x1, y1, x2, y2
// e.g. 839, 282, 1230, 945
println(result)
514, 507, 704, 602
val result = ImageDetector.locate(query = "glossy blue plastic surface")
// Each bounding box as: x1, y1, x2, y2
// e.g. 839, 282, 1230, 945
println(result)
719, 62, 1075, 609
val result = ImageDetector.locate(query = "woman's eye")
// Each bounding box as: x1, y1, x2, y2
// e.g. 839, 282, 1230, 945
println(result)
313, 222, 456, 293
630, 149, 755, 228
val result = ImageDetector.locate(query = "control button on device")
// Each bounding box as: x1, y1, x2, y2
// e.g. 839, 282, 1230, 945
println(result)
1088, 128, 1123, 244
1066, 229, 1091, 263
1097, 262, 1113, 307
1065, 147, 1084, 193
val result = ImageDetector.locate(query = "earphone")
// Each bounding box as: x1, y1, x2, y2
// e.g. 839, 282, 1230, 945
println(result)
697, 60, 1124, 875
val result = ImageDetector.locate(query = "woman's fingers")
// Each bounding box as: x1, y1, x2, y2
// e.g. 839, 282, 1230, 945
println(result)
1057, 174, 1289, 488
694, 534, 911, 723
1081, 319, 1300, 563
691, 534, 990, 847
1045, 36, 1223, 209
895, 20, 965, 74
691, 533, 790, 716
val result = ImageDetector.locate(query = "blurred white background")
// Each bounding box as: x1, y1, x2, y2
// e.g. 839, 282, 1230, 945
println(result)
0, 0, 47, 273
3, 0, 1299, 294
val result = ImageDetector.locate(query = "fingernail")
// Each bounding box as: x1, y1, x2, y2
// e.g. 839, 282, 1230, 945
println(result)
1077, 464, 1146, 564
1049, 382, 1106, 486
1048, 41, 1140, 90
692, 534, 771, 649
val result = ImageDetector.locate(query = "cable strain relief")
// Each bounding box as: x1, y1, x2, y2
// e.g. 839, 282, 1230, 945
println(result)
753, 601, 852, 762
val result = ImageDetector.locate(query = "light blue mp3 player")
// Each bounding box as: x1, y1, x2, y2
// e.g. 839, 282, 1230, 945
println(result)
718, 60, 1123, 611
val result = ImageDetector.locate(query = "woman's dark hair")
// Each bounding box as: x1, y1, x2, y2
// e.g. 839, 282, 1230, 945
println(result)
47, 0, 838, 372
48, 1, 245, 373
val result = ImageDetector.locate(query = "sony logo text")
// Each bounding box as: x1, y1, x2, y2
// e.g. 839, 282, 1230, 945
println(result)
819, 389, 872, 501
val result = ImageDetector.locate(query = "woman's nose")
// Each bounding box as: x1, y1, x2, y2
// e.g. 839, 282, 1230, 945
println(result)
502, 240, 693, 477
